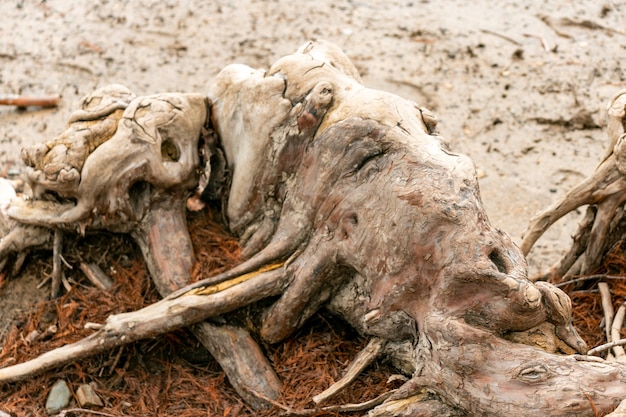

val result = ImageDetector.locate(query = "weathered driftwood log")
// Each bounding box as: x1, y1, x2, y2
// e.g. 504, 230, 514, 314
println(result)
1, 41, 625, 415
1, 86, 281, 409
521, 89, 626, 281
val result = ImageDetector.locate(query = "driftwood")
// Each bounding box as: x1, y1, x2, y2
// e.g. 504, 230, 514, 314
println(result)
2, 86, 281, 409
1, 41, 625, 415
521, 89, 626, 281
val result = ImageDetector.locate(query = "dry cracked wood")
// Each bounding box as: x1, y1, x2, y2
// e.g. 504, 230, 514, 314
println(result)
1, 41, 625, 415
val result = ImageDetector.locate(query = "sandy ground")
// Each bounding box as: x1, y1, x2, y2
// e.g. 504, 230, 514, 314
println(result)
0, 0, 624, 333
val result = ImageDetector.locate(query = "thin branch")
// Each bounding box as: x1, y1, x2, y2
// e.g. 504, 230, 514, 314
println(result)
51, 229, 64, 298
251, 388, 398, 417
480, 28, 521, 45
558, 16, 626, 36
57, 408, 118, 417
313, 337, 386, 404
79, 262, 113, 290
523, 33, 551, 52
537, 14, 573, 39
556, 274, 626, 288
308, 390, 397, 414
0, 268, 286, 383
588, 339, 626, 356
599, 282, 614, 344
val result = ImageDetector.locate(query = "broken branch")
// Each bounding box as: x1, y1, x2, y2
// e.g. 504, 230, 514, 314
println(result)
0, 267, 287, 383
588, 339, 626, 356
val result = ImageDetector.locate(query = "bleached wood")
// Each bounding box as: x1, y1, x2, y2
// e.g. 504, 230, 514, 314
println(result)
612, 304, 626, 360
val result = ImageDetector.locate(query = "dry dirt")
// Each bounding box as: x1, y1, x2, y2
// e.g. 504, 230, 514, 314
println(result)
0, 0, 625, 413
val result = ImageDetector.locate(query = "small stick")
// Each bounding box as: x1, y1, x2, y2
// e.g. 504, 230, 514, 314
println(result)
611, 304, 626, 359
11, 251, 28, 276
61, 274, 72, 292
598, 282, 614, 344
105, 346, 125, 377
253, 388, 397, 416
313, 337, 386, 404
573, 354, 606, 363
558, 17, 626, 36
0, 94, 59, 108
60, 254, 72, 269
523, 33, 551, 52
537, 14, 573, 38
480, 28, 521, 46
588, 339, 626, 356
0, 267, 287, 384
36, 275, 51, 289
556, 274, 626, 288
50, 229, 64, 298
57, 408, 117, 417
79, 262, 113, 290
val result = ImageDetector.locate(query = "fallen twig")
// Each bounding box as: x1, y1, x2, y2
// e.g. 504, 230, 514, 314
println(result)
559, 16, 626, 36
0, 267, 286, 383
253, 388, 397, 416
313, 337, 387, 404
588, 339, 626, 356
385, 78, 436, 107
537, 14, 574, 39
523, 32, 551, 52
556, 274, 626, 288
480, 28, 521, 45
0, 94, 59, 108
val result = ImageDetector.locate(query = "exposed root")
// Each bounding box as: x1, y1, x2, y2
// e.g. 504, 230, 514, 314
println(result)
0, 212, 400, 416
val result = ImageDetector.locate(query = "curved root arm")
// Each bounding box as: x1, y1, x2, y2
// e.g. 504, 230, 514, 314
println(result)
523, 90, 626, 280
520, 158, 624, 256
0, 267, 287, 384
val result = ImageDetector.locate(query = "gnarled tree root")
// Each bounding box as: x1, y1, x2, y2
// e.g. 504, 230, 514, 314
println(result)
131, 197, 282, 409
371, 315, 626, 417
522, 89, 626, 280
2, 290, 625, 416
